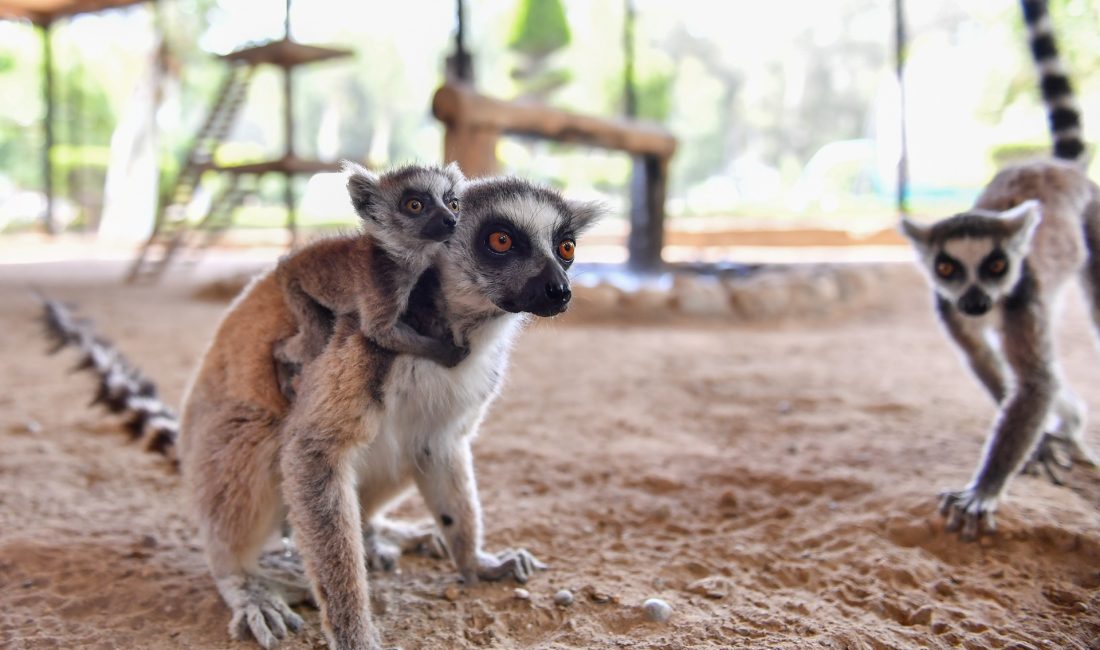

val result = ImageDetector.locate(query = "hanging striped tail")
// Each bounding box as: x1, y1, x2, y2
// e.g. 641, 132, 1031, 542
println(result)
1020, 0, 1086, 163
37, 292, 179, 463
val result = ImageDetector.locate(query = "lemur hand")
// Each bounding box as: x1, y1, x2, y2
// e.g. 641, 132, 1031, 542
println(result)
439, 341, 470, 369
939, 487, 998, 541
470, 549, 547, 584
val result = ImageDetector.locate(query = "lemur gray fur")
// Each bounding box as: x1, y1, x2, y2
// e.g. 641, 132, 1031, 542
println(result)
901, 0, 1099, 541
178, 176, 602, 649
273, 162, 468, 400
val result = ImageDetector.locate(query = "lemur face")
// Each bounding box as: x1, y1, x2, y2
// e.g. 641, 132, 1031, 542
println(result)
446, 177, 603, 317
345, 161, 467, 251
901, 200, 1041, 317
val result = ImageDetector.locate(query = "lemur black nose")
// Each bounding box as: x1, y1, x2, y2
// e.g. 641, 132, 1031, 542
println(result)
443, 216, 457, 231
545, 282, 571, 304
958, 286, 992, 316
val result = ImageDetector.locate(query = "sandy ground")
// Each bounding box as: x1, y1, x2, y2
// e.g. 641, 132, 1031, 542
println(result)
1, 260, 1099, 650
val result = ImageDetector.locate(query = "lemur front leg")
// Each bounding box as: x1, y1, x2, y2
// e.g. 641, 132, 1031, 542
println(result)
937, 297, 1008, 404
413, 437, 546, 584
940, 300, 1057, 541
361, 292, 468, 369
371, 321, 469, 369
280, 325, 386, 650
282, 426, 382, 650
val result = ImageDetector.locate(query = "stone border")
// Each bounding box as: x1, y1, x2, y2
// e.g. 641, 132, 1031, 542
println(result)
570, 263, 923, 323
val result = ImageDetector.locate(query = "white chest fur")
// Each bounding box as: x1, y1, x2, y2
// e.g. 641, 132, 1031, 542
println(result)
351, 314, 522, 501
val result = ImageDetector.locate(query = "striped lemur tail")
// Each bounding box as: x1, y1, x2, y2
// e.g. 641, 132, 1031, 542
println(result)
1020, 0, 1087, 163
37, 292, 179, 463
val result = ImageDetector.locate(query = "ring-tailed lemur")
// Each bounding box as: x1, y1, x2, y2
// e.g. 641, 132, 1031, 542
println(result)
901, 0, 1098, 541
274, 162, 468, 399
178, 175, 601, 650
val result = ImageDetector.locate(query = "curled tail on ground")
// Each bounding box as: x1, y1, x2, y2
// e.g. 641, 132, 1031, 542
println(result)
1021, 0, 1087, 163
37, 292, 179, 462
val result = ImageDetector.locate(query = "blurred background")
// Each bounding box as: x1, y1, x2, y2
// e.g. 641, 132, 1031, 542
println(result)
0, 0, 1097, 267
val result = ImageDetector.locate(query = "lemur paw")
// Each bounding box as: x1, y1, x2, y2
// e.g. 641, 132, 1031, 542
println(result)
221, 575, 304, 650
1021, 434, 1074, 485
364, 519, 446, 571
939, 488, 998, 541
472, 549, 548, 584
440, 343, 471, 369
1022, 433, 1100, 486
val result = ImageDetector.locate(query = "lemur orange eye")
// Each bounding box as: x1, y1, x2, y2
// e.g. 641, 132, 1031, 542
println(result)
488, 231, 513, 253
988, 259, 1007, 275
557, 239, 575, 261
404, 198, 423, 213
448, 199, 460, 211
936, 261, 954, 278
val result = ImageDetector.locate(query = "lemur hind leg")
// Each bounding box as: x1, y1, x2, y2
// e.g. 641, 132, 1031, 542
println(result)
192, 407, 304, 648
940, 297, 1058, 540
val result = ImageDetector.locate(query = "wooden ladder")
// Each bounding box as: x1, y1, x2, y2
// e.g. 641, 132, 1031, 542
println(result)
127, 63, 255, 282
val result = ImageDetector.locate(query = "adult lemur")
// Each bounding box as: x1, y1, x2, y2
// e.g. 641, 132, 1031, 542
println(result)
901, 0, 1099, 541
178, 176, 601, 649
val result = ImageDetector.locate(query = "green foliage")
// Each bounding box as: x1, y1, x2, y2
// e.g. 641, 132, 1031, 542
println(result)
635, 72, 673, 122
508, 0, 572, 58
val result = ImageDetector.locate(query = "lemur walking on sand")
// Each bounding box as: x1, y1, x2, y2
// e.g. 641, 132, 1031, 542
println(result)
273, 162, 469, 399
179, 175, 600, 649
901, 0, 1099, 541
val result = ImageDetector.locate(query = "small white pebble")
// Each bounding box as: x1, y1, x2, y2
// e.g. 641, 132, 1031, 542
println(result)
553, 589, 574, 606
513, 588, 530, 600
643, 598, 672, 623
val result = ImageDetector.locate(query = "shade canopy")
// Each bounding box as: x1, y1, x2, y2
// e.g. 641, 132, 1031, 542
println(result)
0, 0, 145, 23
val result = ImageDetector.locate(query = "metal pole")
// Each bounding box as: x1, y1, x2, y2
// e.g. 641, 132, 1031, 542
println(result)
41, 19, 57, 234
283, 0, 296, 243
894, 0, 910, 217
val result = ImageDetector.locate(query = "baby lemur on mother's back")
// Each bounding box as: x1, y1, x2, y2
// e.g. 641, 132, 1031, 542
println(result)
274, 162, 468, 397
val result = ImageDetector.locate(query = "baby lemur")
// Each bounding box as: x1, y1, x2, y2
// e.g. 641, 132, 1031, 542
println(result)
178, 176, 602, 649
273, 162, 467, 398
901, 0, 1099, 541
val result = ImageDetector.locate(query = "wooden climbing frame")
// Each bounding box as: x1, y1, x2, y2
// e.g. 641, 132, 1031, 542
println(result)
432, 82, 677, 272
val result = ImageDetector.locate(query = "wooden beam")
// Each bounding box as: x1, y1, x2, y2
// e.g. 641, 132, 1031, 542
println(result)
432, 82, 676, 159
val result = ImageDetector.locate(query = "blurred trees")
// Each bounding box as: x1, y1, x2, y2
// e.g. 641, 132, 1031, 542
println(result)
508, 0, 572, 100
1, 0, 1098, 234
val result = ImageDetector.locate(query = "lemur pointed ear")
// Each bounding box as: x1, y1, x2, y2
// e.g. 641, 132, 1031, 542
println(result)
899, 217, 931, 245
566, 200, 606, 235
443, 161, 467, 183
342, 161, 380, 220
1001, 199, 1042, 245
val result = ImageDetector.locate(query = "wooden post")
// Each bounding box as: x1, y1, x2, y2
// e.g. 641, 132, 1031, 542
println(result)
442, 125, 499, 178
627, 154, 666, 271
432, 82, 675, 268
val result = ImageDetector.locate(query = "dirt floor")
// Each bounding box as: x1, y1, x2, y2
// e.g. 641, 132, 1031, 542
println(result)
1, 260, 1099, 650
